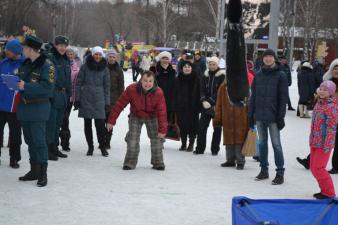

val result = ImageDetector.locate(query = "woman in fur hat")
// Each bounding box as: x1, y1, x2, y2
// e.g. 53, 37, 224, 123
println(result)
172, 61, 200, 152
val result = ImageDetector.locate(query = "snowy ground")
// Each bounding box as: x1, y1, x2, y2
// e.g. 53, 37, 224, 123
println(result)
1, 68, 337, 225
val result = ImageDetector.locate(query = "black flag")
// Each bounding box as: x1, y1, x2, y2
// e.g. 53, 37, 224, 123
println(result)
226, 0, 249, 106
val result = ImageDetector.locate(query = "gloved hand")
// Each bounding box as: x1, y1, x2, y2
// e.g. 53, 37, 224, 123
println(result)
277, 119, 285, 130
249, 117, 255, 129
73, 101, 80, 111
105, 105, 111, 112
202, 101, 211, 109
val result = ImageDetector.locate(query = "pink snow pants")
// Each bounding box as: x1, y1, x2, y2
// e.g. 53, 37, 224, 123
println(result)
310, 148, 336, 198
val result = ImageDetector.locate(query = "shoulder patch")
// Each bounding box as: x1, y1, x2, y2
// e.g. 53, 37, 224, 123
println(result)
48, 65, 55, 84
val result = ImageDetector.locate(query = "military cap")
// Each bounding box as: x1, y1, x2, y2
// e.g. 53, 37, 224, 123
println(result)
55, 35, 69, 46
22, 35, 43, 50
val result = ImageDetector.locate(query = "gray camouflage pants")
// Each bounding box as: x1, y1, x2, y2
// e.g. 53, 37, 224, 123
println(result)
124, 116, 165, 169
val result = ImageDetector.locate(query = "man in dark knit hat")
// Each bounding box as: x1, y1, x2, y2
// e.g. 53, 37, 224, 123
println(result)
46, 35, 72, 160
249, 48, 288, 185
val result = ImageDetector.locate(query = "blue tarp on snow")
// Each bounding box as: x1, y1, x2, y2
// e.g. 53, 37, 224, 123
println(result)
232, 196, 338, 225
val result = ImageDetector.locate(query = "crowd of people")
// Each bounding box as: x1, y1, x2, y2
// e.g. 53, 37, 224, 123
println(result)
0, 34, 338, 200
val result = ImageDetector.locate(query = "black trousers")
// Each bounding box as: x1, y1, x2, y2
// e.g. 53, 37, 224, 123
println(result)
195, 112, 222, 154
0, 111, 22, 161
288, 96, 293, 108
132, 66, 140, 82
181, 132, 196, 145
332, 131, 338, 170
105, 111, 113, 146
60, 101, 73, 148
84, 118, 106, 149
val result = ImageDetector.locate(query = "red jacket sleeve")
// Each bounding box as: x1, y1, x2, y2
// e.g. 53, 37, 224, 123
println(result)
107, 86, 131, 125
156, 88, 168, 134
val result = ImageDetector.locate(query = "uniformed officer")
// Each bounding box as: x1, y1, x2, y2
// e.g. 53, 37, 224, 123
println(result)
17, 35, 55, 187
46, 35, 72, 160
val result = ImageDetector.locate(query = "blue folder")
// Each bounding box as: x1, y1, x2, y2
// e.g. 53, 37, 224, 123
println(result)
1, 74, 20, 91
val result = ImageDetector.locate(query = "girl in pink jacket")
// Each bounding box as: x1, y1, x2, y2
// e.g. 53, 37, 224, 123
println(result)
310, 80, 338, 199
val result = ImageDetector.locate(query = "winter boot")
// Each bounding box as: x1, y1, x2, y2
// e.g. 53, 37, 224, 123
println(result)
179, 135, 187, 151
19, 161, 40, 181
221, 162, 236, 167
48, 144, 58, 161
329, 168, 338, 174
152, 165, 165, 171
86, 146, 94, 156
271, 174, 284, 185
55, 145, 67, 158
37, 163, 48, 187
304, 106, 311, 118
10, 158, 20, 169
296, 157, 309, 170
313, 193, 331, 199
236, 164, 244, 170
123, 165, 133, 170
60, 130, 71, 152
105, 131, 113, 150
186, 137, 195, 152
100, 147, 109, 157
179, 144, 187, 151
255, 170, 269, 181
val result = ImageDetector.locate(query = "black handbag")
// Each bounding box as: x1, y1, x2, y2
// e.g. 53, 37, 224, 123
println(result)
165, 113, 181, 141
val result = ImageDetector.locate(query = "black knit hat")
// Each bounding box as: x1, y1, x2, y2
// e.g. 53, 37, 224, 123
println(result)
55, 35, 69, 46
262, 48, 276, 59
22, 35, 43, 50
181, 60, 193, 68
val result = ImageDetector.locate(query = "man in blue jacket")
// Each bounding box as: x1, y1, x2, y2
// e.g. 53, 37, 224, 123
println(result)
249, 49, 288, 185
0, 39, 25, 168
17, 35, 55, 187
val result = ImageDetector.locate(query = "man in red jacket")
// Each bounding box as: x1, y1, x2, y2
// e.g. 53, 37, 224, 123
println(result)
107, 71, 167, 170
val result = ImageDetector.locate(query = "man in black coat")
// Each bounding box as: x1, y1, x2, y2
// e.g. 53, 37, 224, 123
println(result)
249, 49, 288, 185
279, 55, 295, 111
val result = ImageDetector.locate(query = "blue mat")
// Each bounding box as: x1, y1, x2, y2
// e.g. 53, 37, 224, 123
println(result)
232, 196, 338, 225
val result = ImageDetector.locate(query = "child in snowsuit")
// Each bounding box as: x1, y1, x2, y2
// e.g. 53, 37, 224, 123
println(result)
310, 80, 338, 199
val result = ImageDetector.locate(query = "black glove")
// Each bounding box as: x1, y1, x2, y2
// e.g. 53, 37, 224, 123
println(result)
249, 117, 255, 129
105, 105, 111, 113
277, 119, 285, 130
73, 101, 80, 111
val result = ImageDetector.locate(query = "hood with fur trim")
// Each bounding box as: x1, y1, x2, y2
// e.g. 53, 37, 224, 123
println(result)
204, 69, 226, 77
323, 58, 338, 81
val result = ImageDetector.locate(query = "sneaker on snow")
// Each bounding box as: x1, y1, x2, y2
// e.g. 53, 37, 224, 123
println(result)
271, 175, 284, 185
255, 170, 269, 181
